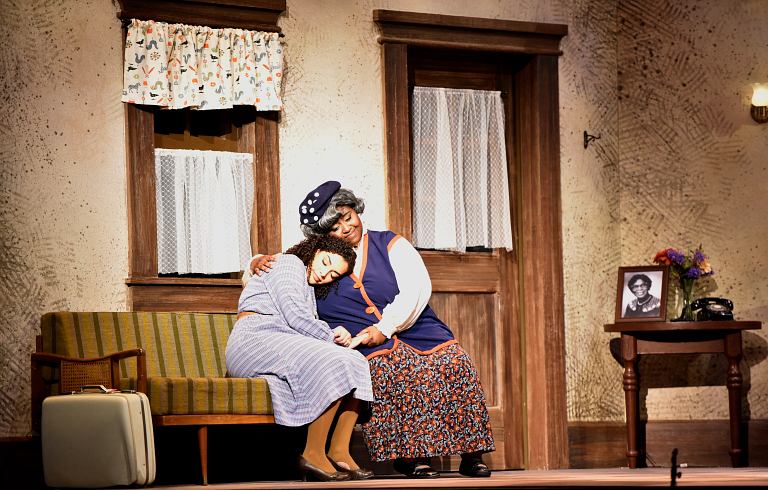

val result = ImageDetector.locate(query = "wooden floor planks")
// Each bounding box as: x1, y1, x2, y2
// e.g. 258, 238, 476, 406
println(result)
149, 468, 768, 489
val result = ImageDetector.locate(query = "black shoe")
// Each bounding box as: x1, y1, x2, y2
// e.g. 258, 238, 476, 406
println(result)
296, 455, 351, 482
327, 457, 374, 480
459, 459, 491, 477
393, 459, 440, 478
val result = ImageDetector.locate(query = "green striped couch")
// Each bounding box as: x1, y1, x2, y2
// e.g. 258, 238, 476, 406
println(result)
34, 311, 274, 485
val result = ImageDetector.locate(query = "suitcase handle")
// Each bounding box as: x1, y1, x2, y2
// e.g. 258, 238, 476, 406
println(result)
81, 385, 110, 393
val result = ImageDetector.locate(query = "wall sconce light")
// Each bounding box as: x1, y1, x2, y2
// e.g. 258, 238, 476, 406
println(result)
751, 83, 768, 123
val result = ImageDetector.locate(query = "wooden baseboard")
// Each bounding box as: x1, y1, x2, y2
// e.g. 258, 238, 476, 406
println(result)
568, 420, 768, 469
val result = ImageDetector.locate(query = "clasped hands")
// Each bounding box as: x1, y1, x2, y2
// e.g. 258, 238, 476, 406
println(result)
333, 326, 386, 349
254, 256, 388, 349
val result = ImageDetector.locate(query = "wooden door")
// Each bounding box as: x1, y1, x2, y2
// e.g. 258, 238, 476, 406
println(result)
406, 49, 525, 471
377, 11, 569, 470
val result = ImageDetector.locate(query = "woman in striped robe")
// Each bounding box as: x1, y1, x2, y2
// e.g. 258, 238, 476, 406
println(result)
226, 234, 374, 482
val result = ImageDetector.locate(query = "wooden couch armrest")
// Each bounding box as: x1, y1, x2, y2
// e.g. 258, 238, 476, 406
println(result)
31, 348, 147, 393
30, 349, 147, 434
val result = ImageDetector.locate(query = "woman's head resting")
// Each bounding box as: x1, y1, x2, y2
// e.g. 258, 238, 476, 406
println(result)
299, 183, 365, 241
284, 234, 357, 298
307, 250, 348, 286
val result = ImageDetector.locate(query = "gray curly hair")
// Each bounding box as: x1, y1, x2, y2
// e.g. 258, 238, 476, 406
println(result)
300, 187, 365, 237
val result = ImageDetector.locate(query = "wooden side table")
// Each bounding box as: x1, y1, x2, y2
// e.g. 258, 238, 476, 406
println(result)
604, 320, 762, 468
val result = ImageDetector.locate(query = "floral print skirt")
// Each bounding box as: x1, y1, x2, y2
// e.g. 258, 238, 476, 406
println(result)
362, 341, 495, 461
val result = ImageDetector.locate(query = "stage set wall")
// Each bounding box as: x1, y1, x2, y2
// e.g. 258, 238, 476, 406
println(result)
1, 0, 767, 468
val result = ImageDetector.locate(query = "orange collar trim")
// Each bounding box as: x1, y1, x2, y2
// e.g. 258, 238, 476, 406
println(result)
357, 234, 369, 282
350, 234, 382, 321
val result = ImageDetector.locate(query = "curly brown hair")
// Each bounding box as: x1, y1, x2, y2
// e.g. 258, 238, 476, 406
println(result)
284, 234, 356, 299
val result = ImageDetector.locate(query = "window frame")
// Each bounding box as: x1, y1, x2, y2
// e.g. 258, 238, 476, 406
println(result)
121, 0, 286, 313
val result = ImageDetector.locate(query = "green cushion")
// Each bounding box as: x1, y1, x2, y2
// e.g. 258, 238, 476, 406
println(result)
41, 312, 272, 416
120, 377, 272, 416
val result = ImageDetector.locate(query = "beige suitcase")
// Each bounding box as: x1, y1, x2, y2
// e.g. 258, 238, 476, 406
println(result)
41, 387, 156, 488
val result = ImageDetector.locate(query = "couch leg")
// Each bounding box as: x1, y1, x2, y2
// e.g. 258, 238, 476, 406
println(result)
198, 425, 208, 486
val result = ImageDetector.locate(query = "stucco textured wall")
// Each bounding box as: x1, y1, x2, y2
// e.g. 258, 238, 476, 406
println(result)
0, 0, 766, 439
0, 0, 128, 436
614, 0, 768, 420
558, 0, 624, 421
564, 0, 768, 423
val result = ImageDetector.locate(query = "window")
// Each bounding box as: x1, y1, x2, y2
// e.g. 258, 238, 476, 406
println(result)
154, 148, 254, 276
121, 0, 286, 313
411, 86, 514, 252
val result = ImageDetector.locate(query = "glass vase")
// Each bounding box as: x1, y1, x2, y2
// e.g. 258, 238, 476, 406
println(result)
677, 277, 695, 321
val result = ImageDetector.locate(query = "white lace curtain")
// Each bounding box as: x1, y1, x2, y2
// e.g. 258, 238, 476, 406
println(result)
155, 149, 254, 274
122, 19, 283, 111
411, 86, 514, 252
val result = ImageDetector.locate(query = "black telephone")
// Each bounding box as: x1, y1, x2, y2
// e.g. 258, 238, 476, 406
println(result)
691, 297, 734, 321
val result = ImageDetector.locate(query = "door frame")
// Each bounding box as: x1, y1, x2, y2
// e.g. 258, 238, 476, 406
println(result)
374, 10, 569, 470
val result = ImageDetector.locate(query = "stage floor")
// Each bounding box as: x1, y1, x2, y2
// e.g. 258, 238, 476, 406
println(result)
151, 467, 768, 489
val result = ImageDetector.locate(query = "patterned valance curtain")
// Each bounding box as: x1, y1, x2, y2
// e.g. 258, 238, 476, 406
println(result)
411, 86, 513, 253
155, 149, 254, 274
122, 19, 283, 111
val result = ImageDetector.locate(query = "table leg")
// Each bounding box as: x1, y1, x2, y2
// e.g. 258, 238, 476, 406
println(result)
725, 332, 743, 468
621, 334, 639, 468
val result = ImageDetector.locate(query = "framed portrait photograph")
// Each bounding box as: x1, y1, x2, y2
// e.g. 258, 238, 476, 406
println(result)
615, 265, 669, 323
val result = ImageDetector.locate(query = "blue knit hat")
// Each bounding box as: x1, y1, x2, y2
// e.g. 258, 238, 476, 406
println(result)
299, 181, 341, 225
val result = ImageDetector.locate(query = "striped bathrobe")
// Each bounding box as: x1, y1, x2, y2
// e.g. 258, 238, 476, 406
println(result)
225, 254, 373, 426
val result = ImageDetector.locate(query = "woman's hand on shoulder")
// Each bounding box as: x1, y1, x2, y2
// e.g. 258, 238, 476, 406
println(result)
357, 326, 386, 348
333, 326, 352, 347
250, 254, 279, 276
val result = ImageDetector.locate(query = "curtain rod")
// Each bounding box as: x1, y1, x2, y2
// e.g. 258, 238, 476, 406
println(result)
120, 18, 284, 36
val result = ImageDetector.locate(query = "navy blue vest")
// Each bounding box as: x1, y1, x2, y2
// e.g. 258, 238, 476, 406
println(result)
316, 230, 455, 358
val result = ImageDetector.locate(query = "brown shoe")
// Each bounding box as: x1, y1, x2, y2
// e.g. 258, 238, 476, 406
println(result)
296, 455, 351, 482
327, 456, 374, 480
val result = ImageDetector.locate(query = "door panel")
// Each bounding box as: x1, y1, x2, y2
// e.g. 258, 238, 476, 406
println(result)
422, 249, 521, 470
429, 291, 498, 406
382, 47, 529, 471
398, 47, 525, 470
428, 290, 505, 471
